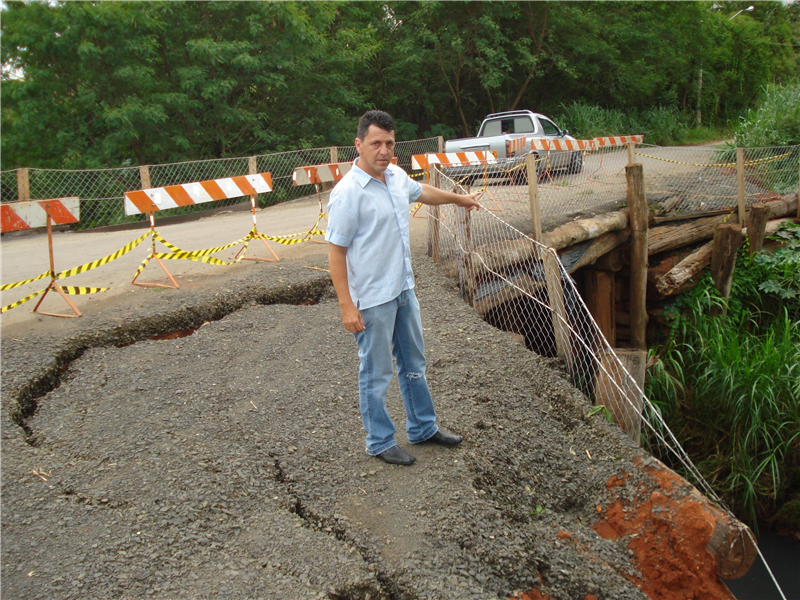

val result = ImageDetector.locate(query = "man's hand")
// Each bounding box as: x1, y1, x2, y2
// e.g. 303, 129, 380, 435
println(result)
340, 302, 365, 333
456, 191, 483, 212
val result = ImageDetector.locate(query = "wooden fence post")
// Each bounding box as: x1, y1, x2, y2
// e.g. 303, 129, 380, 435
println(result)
626, 163, 649, 351
16, 168, 30, 201
711, 223, 743, 316
595, 348, 645, 445
627, 141, 636, 166
248, 156, 257, 175
330, 146, 338, 164
437, 136, 444, 154
747, 203, 769, 255
460, 201, 475, 307
430, 167, 441, 263
736, 148, 746, 225
526, 153, 542, 242
139, 165, 152, 190
543, 250, 572, 366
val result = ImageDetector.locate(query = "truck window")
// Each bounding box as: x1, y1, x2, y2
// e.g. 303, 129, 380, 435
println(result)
479, 116, 535, 137
539, 118, 561, 136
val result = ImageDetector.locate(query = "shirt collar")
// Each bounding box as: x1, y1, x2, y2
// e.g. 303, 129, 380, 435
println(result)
353, 157, 394, 188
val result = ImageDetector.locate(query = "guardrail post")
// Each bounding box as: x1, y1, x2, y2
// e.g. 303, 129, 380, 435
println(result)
736, 148, 746, 224
17, 168, 30, 201
139, 165, 152, 190
526, 153, 542, 242
626, 163, 648, 351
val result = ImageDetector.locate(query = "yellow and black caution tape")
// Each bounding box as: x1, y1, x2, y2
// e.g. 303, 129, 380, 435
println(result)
153, 231, 247, 260
1, 230, 150, 298
62, 285, 110, 295
0, 270, 50, 292
1, 288, 46, 313
638, 151, 791, 168
55, 231, 151, 280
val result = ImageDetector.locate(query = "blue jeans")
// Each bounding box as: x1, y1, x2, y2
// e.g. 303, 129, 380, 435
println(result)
354, 289, 438, 455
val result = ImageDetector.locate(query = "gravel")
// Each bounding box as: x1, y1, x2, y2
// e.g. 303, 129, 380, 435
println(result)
2, 253, 650, 599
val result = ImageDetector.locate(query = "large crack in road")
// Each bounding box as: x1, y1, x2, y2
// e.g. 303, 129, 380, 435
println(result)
3, 255, 664, 599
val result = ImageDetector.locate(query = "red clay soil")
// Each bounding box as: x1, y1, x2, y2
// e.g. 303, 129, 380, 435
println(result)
592, 460, 738, 600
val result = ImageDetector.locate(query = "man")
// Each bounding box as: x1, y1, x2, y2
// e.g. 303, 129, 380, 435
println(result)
326, 110, 482, 466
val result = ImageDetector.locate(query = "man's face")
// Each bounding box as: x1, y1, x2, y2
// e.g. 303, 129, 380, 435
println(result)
355, 125, 395, 178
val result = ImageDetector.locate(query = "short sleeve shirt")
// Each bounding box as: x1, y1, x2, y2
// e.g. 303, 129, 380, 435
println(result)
325, 160, 423, 310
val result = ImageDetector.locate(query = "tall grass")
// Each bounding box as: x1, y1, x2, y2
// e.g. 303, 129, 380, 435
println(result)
647, 223, 800, 527
733, 80, 800, 148
555, 101, 690, 145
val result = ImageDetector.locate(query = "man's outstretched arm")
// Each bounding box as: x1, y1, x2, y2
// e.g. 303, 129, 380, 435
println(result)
417, 184, 482, 210
328, 243, 365, 333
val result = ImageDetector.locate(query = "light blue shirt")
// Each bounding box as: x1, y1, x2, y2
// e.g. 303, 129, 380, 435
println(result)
325, 159, 423, 310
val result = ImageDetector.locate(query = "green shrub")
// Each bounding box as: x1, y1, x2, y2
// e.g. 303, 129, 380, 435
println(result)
556, 101, 689, 145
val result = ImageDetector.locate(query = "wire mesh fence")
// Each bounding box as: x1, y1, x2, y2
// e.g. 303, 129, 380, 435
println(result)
425, 160, 793, 597
417, 143, 799, 238
0, 137, 441, 231
426, 160, 752, 539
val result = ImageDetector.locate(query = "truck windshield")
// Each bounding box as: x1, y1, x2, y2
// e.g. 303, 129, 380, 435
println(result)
480, 117, 535, 137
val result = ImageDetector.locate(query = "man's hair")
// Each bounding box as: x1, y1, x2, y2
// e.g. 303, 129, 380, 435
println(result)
357, 110, 395, 140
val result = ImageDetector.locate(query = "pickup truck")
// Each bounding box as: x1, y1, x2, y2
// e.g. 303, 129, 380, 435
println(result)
444, 110, 582, 181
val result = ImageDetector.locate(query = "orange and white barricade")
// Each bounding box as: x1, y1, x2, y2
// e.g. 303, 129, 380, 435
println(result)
124, 172, 277, 288
591, 135, 645, 181
1, 197, 84, 317
506, 137, 528, 158
410, 152, 502, 213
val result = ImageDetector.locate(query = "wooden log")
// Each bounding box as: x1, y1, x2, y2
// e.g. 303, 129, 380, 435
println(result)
469, 210, 630, 280
649, 195, 796, 256
566, 229, 630, 274
710, 223, 743, 316
594, 247, 626, 272
747, 203, 770, 255
526, 153, 542, 241
584, 270, 616, 347
627, 164, 648, 351
473, 274, 545, 316
655, 242, 714, 297
648, 213, 736, 256
543, 209, 629, 251
594, 348, 644, 444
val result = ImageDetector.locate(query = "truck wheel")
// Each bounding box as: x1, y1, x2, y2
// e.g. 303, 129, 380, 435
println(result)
568, 151, 583, 175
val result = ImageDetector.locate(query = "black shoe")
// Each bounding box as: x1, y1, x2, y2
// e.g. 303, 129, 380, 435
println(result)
422, 430, 463, 447
375, 446, 416, 466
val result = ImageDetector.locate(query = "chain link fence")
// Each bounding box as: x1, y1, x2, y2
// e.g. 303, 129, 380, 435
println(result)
0, 137, 441, 231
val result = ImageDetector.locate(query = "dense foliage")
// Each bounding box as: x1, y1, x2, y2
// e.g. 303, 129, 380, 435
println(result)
647, 223, 800, 527
2, 1, 799, 169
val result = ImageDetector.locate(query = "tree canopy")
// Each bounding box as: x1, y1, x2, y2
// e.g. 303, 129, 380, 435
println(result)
2, 0, 798, 169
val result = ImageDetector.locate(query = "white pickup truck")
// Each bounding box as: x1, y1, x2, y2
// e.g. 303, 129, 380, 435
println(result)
444, 110, 582, 179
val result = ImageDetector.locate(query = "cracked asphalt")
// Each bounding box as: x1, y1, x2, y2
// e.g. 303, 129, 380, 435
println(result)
2, 208, 651, 599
